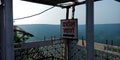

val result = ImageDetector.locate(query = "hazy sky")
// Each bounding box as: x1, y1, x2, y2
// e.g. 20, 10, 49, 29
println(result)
13, 0, 120, 25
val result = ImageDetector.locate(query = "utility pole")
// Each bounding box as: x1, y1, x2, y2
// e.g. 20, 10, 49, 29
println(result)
0, 0, 14, 60
86, 0, 94, 60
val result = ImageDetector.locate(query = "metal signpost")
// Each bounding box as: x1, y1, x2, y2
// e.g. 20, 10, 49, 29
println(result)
61, 18, 78, 60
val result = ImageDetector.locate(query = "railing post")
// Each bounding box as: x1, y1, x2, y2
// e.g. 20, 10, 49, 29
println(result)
86, 0, 94, 60
0, 0, 14, 60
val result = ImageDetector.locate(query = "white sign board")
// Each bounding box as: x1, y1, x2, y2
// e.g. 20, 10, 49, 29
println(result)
61, 19, 78, 39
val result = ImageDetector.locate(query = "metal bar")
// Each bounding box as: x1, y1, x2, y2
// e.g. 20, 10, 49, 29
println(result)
15, 39, 63, 49
0, 1, 4, 59
86, 0, 94, 60
21, 40, 52, 48
23, 0, 76, 6
59, 0, 101, 8
0, 0, 14, 60
115, 0, 120, 2
66, 7, 70, 20
64, 39, 68, 60
64, 7, 71, 60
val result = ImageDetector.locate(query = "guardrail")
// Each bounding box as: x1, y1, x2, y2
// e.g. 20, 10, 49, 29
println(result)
14, 39, 120, 60
14, 38, 64, 60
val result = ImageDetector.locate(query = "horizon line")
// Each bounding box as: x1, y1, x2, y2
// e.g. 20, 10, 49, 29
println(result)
14, 23, 120, 25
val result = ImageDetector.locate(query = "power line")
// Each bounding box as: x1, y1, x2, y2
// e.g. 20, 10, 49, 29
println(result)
14, 6, 55, 20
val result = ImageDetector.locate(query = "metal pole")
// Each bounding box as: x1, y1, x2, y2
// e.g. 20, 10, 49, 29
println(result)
86, 0, 94, 60
0, 0, 14, 60
64, 7, 70, 60
64, 39, 68, 60
66, 7, 70, 20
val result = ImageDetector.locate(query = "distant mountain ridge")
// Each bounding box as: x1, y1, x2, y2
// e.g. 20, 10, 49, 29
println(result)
17, 24, 120, 46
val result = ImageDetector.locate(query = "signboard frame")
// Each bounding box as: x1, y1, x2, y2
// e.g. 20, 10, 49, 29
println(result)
60, 19, 78, 40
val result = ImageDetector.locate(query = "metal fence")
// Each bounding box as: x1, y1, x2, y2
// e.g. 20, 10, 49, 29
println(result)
14, 39, 65, 60
14, 40, 120, 60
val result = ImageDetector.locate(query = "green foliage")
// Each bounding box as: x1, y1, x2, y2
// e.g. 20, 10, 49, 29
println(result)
14, 26, 33, 43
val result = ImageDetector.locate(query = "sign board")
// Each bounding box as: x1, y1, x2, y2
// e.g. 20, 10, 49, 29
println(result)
61, 19, 78, 39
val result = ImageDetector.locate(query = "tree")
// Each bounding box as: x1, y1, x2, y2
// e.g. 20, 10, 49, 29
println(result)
14, 25, 34, 43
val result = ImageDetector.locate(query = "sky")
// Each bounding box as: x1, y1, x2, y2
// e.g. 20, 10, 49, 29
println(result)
13, 0, 120, 25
